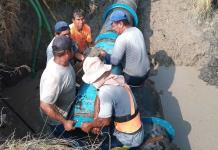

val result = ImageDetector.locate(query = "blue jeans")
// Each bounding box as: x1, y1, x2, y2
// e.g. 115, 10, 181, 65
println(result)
101, 126, 144, 149
124, 70, 150, 86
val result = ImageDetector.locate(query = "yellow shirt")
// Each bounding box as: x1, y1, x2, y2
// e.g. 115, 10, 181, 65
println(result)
69, 23, 92, 53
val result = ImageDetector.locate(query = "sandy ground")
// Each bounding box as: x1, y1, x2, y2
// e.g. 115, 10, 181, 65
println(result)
138, 0, 209, 67
150, 66, 218, 150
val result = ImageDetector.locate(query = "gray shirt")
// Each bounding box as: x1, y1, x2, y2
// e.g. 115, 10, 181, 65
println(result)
98, 85, 137, 119
111, 27, 150, 77
98, 84, 144, 147
46, 37, 55, 64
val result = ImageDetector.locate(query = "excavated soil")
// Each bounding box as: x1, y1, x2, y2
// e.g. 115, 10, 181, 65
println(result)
138, 0, 218, 86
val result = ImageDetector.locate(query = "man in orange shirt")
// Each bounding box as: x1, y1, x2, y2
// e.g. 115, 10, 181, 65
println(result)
69, 9, 92, 62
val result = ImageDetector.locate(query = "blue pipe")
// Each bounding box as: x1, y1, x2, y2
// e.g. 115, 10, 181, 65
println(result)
97, 0, 176, 141
95, 31, 118, 43
95, 41, 115, 54
70, 0, 139, 128
142, 117, 175, 141
71, 0, 176, 145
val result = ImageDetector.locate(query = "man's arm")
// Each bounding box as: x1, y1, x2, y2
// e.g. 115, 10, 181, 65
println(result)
94, 96, 100, 119
110, 38, 125, 65
40, 101, 75, 131
74, 52, 85, 61
91, 96, 102, 134
81, 117, 111, 133
99, 37, 125, 65
81, 96, 112, 133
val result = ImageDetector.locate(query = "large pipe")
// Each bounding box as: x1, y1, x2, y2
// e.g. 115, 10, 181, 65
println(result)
71, 0, 140, 127
71, 0, 177, 148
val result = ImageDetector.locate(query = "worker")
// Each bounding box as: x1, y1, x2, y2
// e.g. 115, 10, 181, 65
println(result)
81, 57, 144, 148
100, 10, 150, 86
40, 36, 76, 137
69, 8, 92, 62
46, 21, 75, 64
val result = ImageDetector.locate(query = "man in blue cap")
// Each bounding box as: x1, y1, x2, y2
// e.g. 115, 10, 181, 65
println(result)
40, 35, 76, 137
46, 21, 77, 64
101, 10, 150, 86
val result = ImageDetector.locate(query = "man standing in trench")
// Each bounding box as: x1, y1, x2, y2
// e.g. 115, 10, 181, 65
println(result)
40, 36, 76, 137
80, 57, 144, 148
100, 10, 150, 86
69, 8, 92, 62
46, 21, 74, 64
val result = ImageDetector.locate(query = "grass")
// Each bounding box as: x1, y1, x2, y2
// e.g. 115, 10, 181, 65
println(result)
0, 133, 107, 150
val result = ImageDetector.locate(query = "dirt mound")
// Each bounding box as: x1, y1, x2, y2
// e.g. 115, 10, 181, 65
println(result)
139, 0, 208, 66
138, 0, 218, 86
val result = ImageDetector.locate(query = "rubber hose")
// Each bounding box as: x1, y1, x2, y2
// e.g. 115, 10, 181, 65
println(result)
34, 0, 53, 39
28, 0, 42, 77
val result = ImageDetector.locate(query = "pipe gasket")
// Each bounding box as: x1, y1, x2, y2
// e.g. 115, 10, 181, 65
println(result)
103, 3, 139, 26
95, 41, 115, 54
95, 31, 118, 43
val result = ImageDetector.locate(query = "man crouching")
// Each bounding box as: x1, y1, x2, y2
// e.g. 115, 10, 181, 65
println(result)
81, 57, 144, 148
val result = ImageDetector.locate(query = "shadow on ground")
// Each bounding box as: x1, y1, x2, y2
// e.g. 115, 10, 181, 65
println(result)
150, 50, 192, 150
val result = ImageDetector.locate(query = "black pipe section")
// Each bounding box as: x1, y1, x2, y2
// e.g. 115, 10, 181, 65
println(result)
1, 98, 36, 134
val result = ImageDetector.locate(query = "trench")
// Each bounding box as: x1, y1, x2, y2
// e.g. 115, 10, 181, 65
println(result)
1, 0, 218, 149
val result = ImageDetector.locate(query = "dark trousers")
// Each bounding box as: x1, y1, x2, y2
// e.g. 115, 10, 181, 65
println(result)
49, 124, 72, 138
100, 127, 123, 150
124, 70, 150, 86
49, 124, 87, 139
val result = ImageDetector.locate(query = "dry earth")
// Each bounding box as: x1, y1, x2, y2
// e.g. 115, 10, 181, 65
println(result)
139, 0, 209, 66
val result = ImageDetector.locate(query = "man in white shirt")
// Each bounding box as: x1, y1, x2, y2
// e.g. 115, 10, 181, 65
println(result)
40, 36, 76, 137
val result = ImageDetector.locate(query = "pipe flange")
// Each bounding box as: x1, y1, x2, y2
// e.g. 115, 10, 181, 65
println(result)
95, 31, 118, 43
103, 3, 139, 27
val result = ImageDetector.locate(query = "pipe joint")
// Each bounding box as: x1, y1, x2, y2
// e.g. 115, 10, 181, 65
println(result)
103, 3, 139, 26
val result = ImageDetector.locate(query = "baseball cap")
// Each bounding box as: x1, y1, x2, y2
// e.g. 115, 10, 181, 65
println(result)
54, 21, 69, 33
52, 36, 72, 54
110, 10, 128, 22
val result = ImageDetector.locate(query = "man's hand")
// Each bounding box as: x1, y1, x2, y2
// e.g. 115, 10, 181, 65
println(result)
63, 120, 76, 131
99, 50, 107, 58
92, 127, 101, 134
75, 52, 85, 61
81, 122, 92, 133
